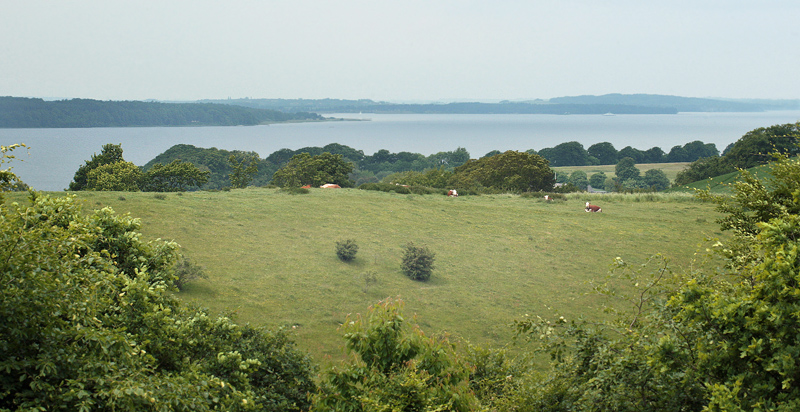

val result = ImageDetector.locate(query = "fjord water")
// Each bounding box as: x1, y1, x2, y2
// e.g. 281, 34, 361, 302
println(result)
4, 111, 800, 191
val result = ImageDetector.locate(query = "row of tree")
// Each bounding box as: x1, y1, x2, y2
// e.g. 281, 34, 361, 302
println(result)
534, 139, 719, 167
0, 97, 324, 128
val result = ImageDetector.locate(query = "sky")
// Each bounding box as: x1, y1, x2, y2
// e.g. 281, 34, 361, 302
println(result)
2, 1, 799, 102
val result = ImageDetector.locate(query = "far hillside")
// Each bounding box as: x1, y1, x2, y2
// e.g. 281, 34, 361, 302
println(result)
0, 96, 324, 128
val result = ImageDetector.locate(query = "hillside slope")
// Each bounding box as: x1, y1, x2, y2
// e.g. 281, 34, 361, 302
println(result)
33, 189, 724, 360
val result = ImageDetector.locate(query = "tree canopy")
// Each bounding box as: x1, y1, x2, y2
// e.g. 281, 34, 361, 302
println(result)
271, 152, 355, 188
452, 150, 554, 192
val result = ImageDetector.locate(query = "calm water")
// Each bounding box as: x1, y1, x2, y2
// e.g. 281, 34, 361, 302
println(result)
3, 111, 800, 191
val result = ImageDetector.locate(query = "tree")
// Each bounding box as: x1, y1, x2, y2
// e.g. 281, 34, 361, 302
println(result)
614, 157, 640, 181
568, 170, 589, 191
313, 298, 476, 411
453, 150, 554, 193
723, 122, 800, 169
142, 159, 210, 191
643, 168, 670, 190
0, 144, 28, 196
666, 145, 689, 162
643, 146, 666, 163
228, 153, 259, 188
85, 160, 144, 191
618, 146, 645, 163
69, 143, 124, 190
539, 141, 590, 166
589, 171, 607, 190
271, 152, 354, 188
588, 142, 619, 165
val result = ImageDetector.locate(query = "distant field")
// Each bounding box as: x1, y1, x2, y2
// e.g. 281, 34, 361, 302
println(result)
553, 162, 691, 182
17, 189, 725, 364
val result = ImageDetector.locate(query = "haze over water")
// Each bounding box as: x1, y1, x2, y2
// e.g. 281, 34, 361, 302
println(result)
4, 111, 800, 192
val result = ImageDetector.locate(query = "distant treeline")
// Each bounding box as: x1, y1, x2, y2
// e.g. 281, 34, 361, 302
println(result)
144, 144, 472, 190
143, 136, 727, 190
200, 94, 800, 114
202, 99, 676, 115
0, 97, 324, 128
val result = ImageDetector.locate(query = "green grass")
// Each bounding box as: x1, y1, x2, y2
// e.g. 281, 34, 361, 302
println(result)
14, 189, 725, 364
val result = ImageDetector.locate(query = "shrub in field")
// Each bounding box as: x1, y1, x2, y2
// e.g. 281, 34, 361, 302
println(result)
335, 238, 359, 262
401, 242, 435, 281
173, 256, 208, 291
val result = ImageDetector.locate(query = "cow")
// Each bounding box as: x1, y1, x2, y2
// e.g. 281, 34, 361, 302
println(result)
447, 189, 458, 197
544, 195, 552, 201
320, 183, 341, 188
585, 202, 602, 212
301, 184, 312, 189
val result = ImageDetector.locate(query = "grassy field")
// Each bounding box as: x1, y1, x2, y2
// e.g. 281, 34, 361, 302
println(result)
17, 188, 725, 364
553, 162, 691, 182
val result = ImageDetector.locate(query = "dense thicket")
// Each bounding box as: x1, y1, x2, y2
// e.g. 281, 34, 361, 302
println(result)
1, 150, 316, 410
0, 96, 323, 128
70, 144, 209, 191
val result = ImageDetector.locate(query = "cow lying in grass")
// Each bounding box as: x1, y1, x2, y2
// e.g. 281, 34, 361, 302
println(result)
447, 189, 458, 197
585, 202, 602, 212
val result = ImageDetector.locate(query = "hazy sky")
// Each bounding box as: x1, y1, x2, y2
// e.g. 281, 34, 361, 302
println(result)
2, 1, 799, 102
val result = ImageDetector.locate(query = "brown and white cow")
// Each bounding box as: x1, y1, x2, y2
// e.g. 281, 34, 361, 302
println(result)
320, 183, 341, 188
447, 189, 459, 197
585, 202, 602, 212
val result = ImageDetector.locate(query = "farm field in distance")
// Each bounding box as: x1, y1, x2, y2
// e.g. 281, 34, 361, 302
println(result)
16, 188, 726, 363
553, 162, 691, 182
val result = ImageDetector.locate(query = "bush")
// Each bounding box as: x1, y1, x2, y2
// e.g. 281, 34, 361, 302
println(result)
401, 242, 435, 281
335, 238, 359, 262
173, 256, 208, 291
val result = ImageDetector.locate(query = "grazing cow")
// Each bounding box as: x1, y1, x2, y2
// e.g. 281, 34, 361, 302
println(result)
544, 195, 552, 201
320, 183, 341, 189
585, 201, 602, 212
447, 189, 459, 197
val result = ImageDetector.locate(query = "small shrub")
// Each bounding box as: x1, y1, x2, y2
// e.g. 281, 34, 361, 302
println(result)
118, 196, 126, 201
401, 242, 435, 281
362, 270, 378, 293
335, 239, 359, 262
153, 193, 167, 200
174, 256, 208, 291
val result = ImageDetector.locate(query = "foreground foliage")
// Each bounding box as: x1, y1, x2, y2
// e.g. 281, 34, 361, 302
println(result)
313, 298, 477, 411
2, 147, 315, 411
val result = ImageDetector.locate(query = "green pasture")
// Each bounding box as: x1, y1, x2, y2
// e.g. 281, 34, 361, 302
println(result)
553, 162, 690, 182
22, 189, 725, 363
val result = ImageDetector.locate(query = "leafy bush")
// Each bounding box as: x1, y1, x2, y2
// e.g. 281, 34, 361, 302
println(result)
401, 242, 435, 281
335, 238, 359, 262
313, 298, 476, 411
1, 153, 317, 411
173, 256, 208, 291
